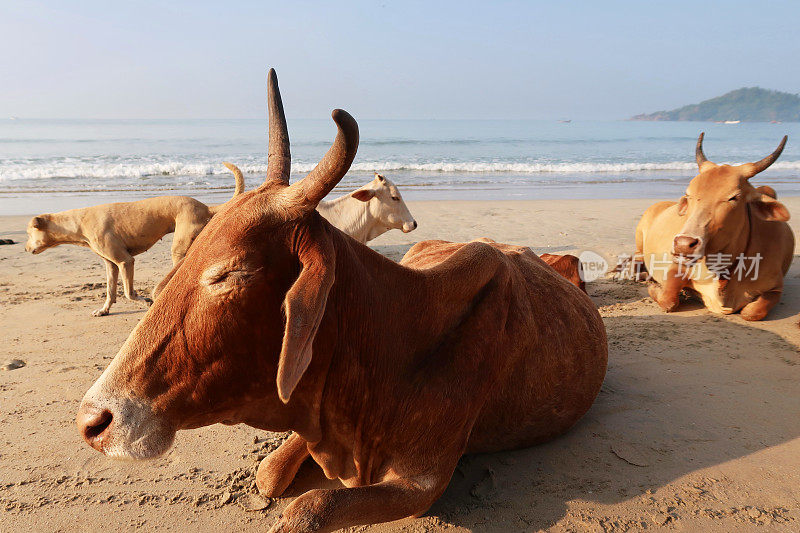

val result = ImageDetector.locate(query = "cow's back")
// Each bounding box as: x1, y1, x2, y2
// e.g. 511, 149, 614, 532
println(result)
401, 239, 607, 453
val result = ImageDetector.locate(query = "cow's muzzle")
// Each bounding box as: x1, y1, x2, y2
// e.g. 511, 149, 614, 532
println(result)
672, 234, 703, 257
402, 220, 418, 233
75, 393, 176, 460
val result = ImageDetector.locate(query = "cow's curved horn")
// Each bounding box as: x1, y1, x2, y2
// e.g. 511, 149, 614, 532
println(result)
290, 109, 359, 207
740, 136, 788, 179
266, 68, 291, 185
696, 132, 711, 169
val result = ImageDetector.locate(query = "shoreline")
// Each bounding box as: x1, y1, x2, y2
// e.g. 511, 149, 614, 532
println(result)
4, 186, 800, 217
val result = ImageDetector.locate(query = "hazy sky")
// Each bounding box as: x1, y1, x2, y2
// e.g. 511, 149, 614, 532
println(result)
2, 1, 799, 120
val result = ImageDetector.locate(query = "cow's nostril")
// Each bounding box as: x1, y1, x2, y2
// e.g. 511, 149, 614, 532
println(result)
674, 235, 701, 254
412, 221, 418, 229
85, 410, 112, 439
77, 405, 113, 449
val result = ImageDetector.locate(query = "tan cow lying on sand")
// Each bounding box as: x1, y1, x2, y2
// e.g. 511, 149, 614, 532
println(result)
635, 133, 793, 320
76, 69, 608, 532
317, 172, 417, 243
24, 163, 244, 316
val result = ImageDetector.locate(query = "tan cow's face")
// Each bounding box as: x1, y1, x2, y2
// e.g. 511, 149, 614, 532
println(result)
76, 188, 319, 459
672, 135, 790, 261
351, 173, 417, 233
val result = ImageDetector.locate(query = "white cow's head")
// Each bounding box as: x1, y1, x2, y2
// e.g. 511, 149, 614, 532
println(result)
351, 173, 417, 234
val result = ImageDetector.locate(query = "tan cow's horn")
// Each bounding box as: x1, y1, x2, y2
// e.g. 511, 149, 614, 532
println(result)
266, 68, 291, 185
291, 109, 359, 207
740, 136, 788, 179
695, 132, 711, 169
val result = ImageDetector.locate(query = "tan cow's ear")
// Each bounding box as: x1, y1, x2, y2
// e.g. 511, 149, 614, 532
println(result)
751, 194, 790, 222
277, 239, 335, 403
754, 185, 777, 199
31, 216, 47, 229
351, 189, 376, 202
677, 196, 688, 216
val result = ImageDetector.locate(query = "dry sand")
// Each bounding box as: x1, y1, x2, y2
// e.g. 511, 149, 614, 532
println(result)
2, 197, 800, 532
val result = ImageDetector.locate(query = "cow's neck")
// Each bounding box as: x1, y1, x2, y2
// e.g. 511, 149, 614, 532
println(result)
290, 227, 484, 482
317, 195, 378, 244
707, 208, 752, 269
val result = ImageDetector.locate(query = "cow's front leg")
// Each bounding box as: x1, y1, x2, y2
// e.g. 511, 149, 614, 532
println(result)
268, 474, 448, 533
740, 289, 782, 321
648, 265, 689, 312
256, 432, 310, 497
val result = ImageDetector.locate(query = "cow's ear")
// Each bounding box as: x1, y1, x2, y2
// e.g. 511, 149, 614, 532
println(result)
277, 237, 335, 403
751, 194, 790, 222
351, 189, 376, 202
31, 216, 47, 229
754, 185, 777, 199
677, 196, 688, 216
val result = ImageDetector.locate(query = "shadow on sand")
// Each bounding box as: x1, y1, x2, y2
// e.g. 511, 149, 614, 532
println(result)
275, 279, 800, 531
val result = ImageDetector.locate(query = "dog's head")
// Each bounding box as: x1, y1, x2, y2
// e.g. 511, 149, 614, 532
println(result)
25, 215, 55, 254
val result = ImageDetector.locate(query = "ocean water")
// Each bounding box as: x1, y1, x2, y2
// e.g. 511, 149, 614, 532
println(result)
1, 118, 799, 214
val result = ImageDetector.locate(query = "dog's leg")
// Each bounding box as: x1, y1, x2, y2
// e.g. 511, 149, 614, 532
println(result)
268, 472, 449, 533
92, 259, 119, 317
170, 239, 192, 266
118, 256, 152, 307
256, 432, 310, 497
170, 226, 201, 266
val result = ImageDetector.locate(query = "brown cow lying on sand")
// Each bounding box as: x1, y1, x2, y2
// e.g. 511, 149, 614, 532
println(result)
24, 163, 244, 316
76, 69, 607, 532
635, 133, 793, 320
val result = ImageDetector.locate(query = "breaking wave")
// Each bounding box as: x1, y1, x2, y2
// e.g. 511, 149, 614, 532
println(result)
8, 159, 800, 182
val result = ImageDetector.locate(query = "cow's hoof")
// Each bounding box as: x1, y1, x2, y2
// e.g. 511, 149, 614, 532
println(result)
92, 308, 109, 317
658, 299, 681, 313
267, 517, 295, 533
741, 310, 766, 322
647, 285, 680, 312
647, 284, 661, 302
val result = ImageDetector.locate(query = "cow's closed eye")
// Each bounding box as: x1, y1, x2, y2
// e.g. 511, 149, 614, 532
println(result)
392, 196, 400, 202
201, 265, 258, 292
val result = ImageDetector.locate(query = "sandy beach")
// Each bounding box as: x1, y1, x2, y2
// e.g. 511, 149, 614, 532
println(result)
2, 197, 800, 532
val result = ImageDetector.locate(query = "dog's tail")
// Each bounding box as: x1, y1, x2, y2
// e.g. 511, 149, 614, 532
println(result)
209, 162, 246, 214
223, 162, 245, 197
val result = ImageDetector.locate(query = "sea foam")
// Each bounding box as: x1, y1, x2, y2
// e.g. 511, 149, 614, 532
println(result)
7, 159, 800, 182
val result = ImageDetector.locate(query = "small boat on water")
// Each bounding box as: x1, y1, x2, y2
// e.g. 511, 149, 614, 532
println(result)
558, 119, 572, 123
723, 120, 740, 124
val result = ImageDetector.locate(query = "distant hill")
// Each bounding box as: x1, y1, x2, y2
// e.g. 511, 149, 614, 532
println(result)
631, 87, 800, 122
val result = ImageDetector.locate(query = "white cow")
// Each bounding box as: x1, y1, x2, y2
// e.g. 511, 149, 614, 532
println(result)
317, 173, 417, 243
